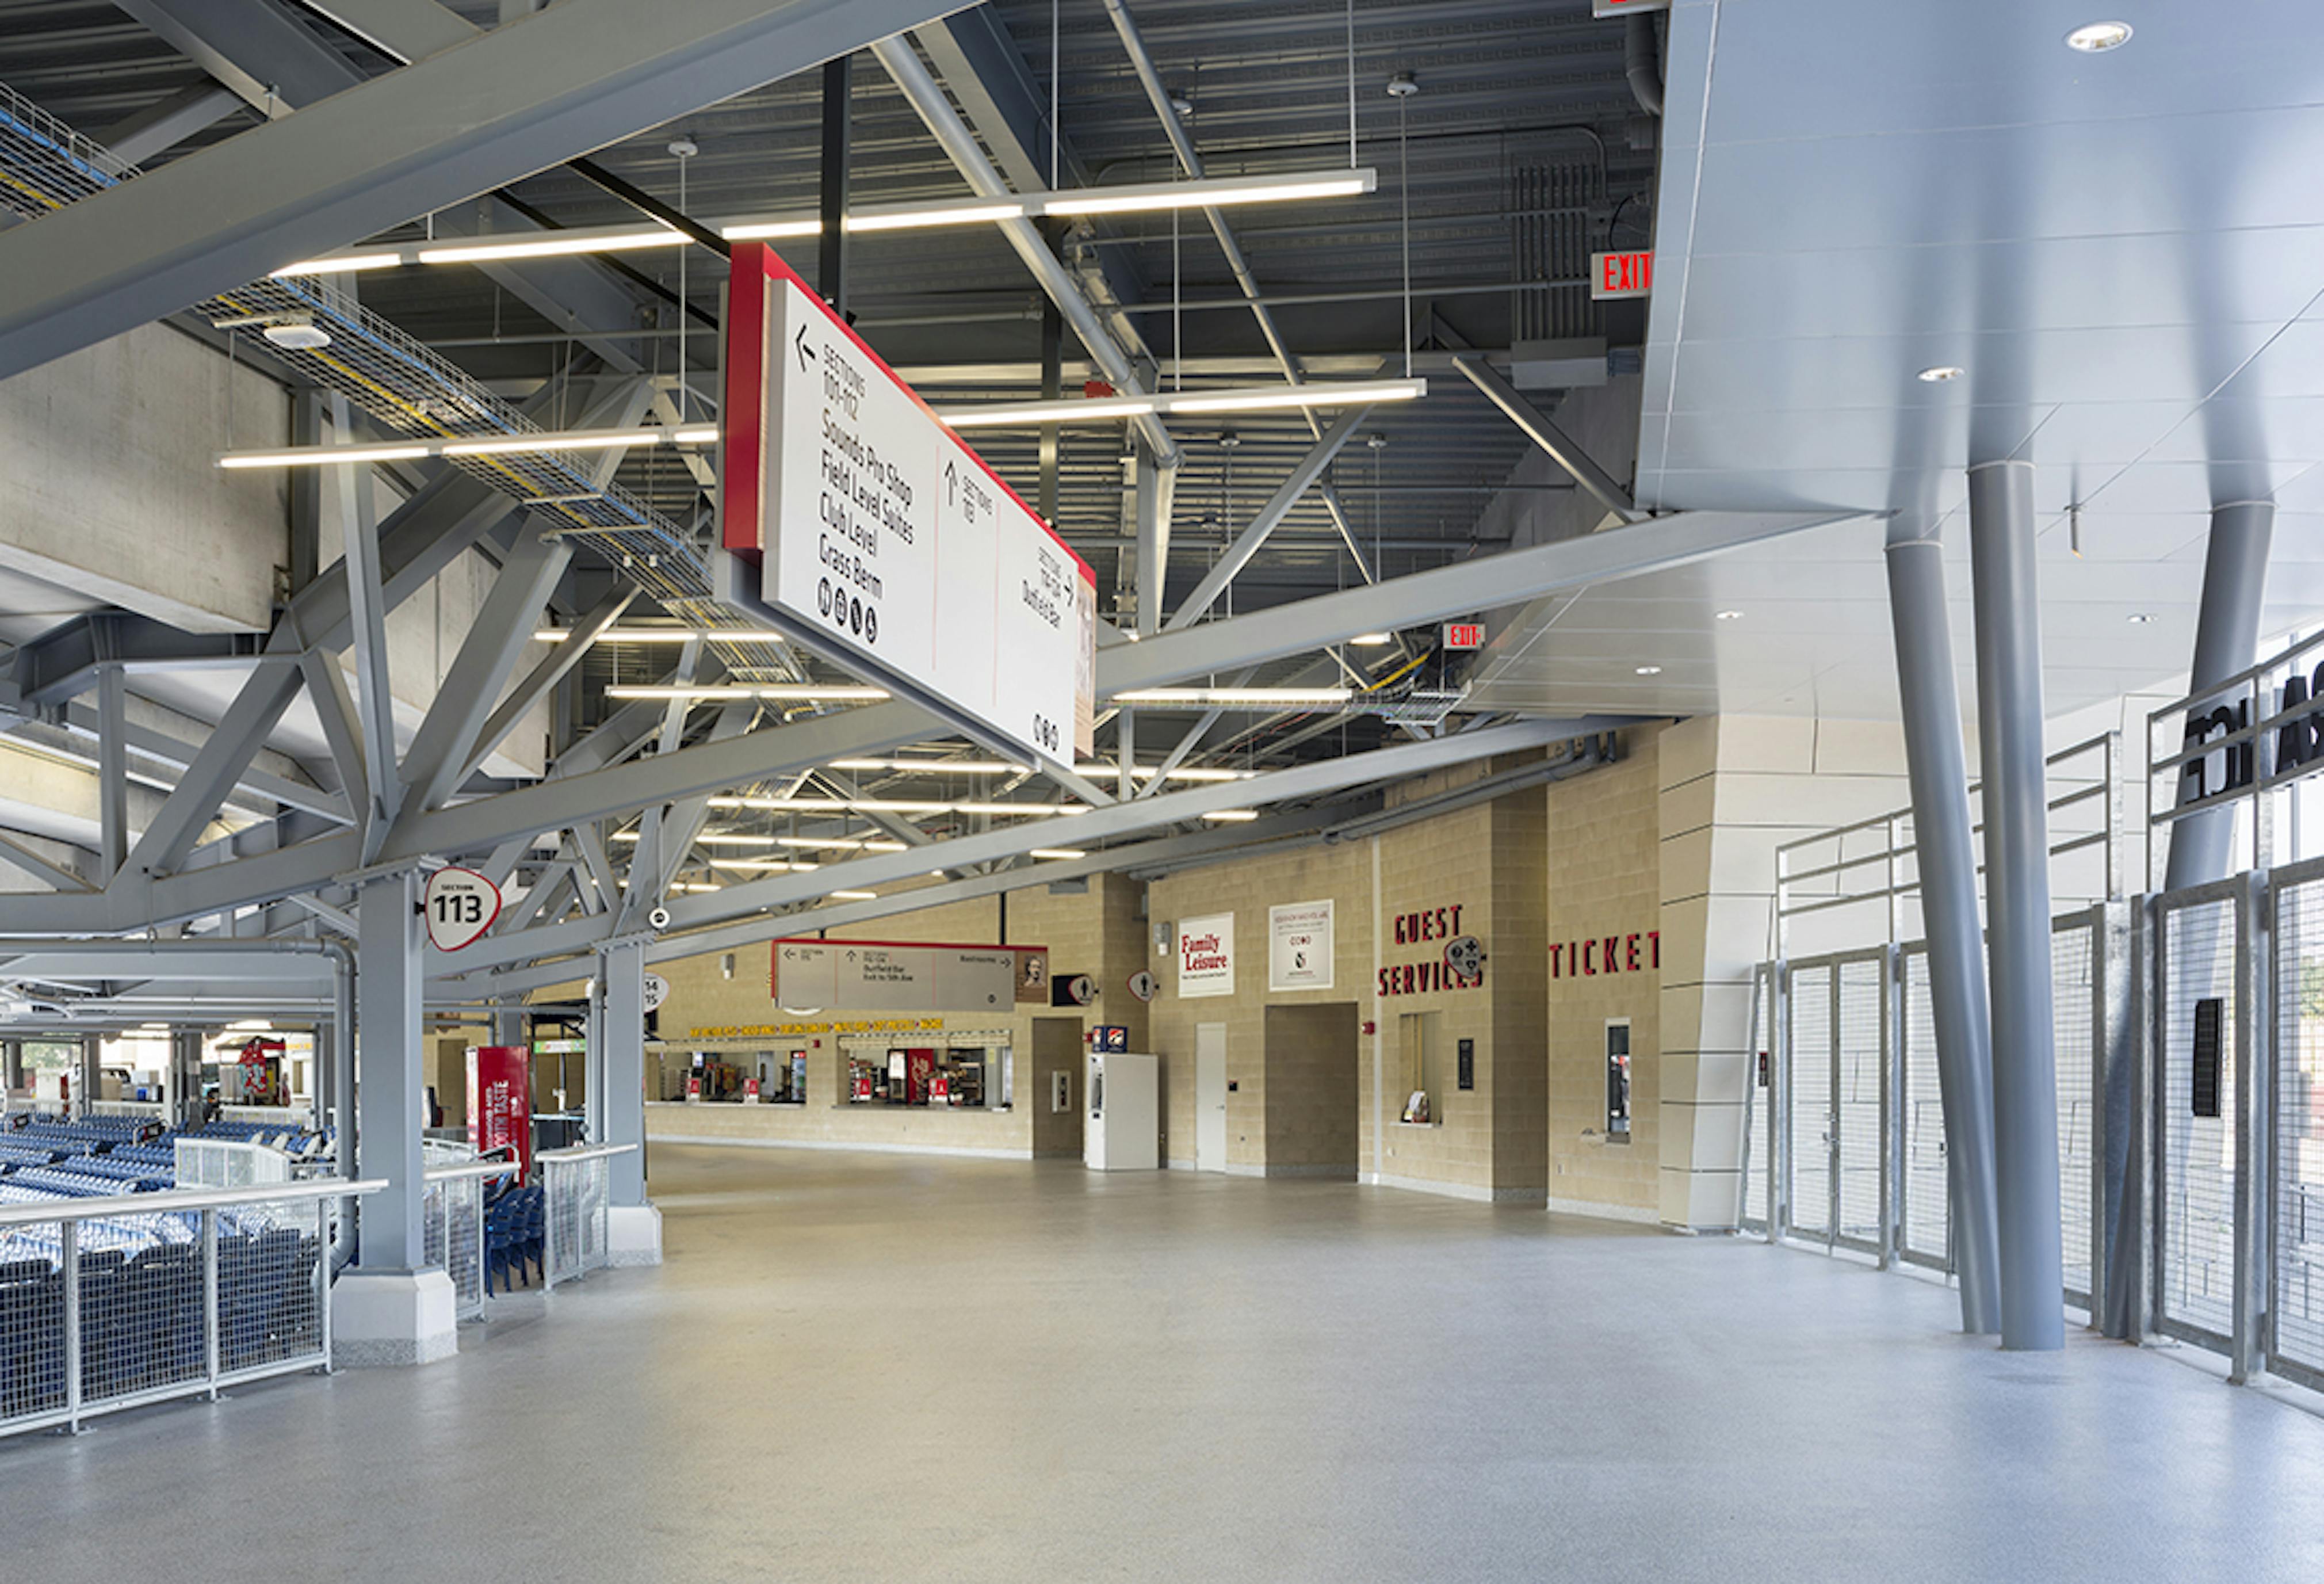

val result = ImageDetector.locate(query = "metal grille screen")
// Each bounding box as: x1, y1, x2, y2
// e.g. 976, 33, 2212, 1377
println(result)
2274, 877, 2324, 1379
1900, 949, 1950, 1267
1743, 967, 1772, 1230
2054, 921, 2097, 1303
1836, 958, 1886, 1249
1788, 965, 1834, 1240
2161, 898, 2238, 1343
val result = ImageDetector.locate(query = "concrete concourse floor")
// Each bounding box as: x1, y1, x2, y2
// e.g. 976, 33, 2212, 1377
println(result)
6, 1146, 2324, 1582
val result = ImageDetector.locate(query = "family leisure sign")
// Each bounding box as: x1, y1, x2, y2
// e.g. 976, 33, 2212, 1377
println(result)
721, 244, 1095, 766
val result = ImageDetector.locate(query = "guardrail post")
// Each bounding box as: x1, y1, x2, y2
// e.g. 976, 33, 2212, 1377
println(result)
2233, 869, 2272, 1383
60, 1219, 80, 1433
1770, 961, 1788, 1244
201, 1207, 220, 1399
1884, 942, 1903, 1270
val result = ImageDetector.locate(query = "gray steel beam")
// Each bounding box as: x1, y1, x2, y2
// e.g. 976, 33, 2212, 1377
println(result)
1966, 460, 2065, 1352
114, 0, 356, 114
1167, 407, 1369, 630
1452, 357, 1638, 525
1102, 509, 1868, 695
328, 398, 404, 860
299, 651, 371, 818
0, 0, 976, 381
47, 701, 350, 824
871, 34, 1180, 467
96, 667, 129, 885
97, 82, 244, 165
601, 939, 647, 1203
461, 583, 636, 783
1884, 524, 2002, 1336
0, 832, 90, 892
2165, 501, 2275, 889
12, 613, 267, 708
292, 0, 478, 61
389, 522, 572, 818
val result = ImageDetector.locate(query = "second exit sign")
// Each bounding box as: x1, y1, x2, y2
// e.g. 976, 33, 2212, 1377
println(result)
1591, 250, 1653, 300
1443, 623, 1485, 651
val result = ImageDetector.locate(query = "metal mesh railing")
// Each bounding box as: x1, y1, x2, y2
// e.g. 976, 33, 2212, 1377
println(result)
1787, 964, 1834, 1242
2272, 874, 2324, 1384
541, 1146, 629, 1288
0, 1179, 375, 1437
1742, 965, 1773, 1232
1899, 946, 1951, 1270
422, 1162, 508, 1322
2055, 916, 2099, 1305
1836, 956, 1887, 1252
2158, 894, 2239, 1348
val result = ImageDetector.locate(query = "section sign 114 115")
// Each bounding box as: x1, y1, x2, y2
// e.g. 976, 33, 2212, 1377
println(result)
722, 243, 1095, 764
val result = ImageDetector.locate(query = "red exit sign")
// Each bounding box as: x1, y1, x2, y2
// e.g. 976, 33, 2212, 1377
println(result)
1443, 623, 1485, 651
1591, 250, 1653, 300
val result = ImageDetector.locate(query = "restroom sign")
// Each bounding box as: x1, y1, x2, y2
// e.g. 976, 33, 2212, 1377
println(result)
1591, 250, 1653, 300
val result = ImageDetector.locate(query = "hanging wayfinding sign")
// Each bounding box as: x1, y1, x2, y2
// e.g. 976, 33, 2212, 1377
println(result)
722, 243, 1096, 764
423, 866, 501, 951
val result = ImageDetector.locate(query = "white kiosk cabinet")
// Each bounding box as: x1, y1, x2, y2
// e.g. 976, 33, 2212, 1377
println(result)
1084, 1052, 1159, 1171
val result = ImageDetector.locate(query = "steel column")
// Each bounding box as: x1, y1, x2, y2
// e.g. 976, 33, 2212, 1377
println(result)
818, 51, 851, 315
1883, 526, 2003, 1334
354, 869, 426, 1270
2165, 501, 2275, 889
96, 665, 129, 884
601, 940, 648, 1206
77, 1033, 101, 1119
1967, 460, 2065, 1350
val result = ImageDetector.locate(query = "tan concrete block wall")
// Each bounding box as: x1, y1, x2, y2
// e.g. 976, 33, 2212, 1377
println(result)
1545, 729, 1663, 1217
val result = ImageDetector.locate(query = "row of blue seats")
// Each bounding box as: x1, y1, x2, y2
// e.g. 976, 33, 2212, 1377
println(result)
485, 1185, 545, 1294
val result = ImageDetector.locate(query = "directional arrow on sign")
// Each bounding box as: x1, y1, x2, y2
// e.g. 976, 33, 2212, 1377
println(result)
945, 459, 956, 503
794, 324, 815, 371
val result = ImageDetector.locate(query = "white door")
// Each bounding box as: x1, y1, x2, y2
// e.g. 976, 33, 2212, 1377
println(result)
1195, 1022, 1228, 1172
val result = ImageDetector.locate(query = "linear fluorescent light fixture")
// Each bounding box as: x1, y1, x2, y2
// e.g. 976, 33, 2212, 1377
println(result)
1110, 688, 1354, 708
1073, 763, 1253, 782
941, 378, 1424, 429
606, 684, 890, 702
1030, 848, 1088, 861
702, 796, 1081, 818
830, 890, 881, 901
830, 757, 1031, 775
273, 170, 1380, 276
221, 383, 1419, 467
533, 627, 788, 644
218, 423, 717, 469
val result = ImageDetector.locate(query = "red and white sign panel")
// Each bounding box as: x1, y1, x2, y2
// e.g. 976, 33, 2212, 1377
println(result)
1591, 250, 1653, 300
424, 866, 501, 951
466, 1044, 532, 1177
723, 243, 1096, 764
1592, 0, 1668, 15
1443, 623, 1485, 651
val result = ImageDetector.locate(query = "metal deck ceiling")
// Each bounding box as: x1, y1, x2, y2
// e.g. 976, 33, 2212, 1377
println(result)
1468, 0, 2324, 724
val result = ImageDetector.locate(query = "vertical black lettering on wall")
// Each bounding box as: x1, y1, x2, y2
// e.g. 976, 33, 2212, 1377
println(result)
2281, 671, 2313, 772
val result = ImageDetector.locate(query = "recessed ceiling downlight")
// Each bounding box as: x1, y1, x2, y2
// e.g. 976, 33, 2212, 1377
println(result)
1917, 365, 1964, 383
2127, 612, 2158, 624
2065, 20, 2133, 52
1635, 665, 1664, 676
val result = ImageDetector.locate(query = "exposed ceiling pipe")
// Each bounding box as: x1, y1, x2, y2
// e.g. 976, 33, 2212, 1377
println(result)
1624, 14, 1664, 117
1324, 735, 1612, 843
871, 35, 1182, 469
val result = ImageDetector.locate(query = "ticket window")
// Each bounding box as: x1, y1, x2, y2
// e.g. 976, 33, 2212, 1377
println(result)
1605, 1019, 1633, 1144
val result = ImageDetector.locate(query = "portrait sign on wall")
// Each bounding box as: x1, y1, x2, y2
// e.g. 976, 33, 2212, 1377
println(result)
1177, 913, 1234, 999
1268, 900, 1335, 991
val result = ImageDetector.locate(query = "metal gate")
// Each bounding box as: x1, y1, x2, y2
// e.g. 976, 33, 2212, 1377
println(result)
1898, 946, 1951, 1270
2155, 884, 2243, 1352
2271, 868, 2324, 1390
2055, 911, 2101, 1307
1742, 964, 1774, 1234
1835, 954, 1889, 1255
1787, 961, 1836, 1243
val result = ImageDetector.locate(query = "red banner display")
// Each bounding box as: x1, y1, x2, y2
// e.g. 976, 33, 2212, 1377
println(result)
466, 1045, 533, 1177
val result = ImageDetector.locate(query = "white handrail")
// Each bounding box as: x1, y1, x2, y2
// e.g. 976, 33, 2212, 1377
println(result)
0, 1175, 384, 1229
423, 1159, 520, 1183
536, 1142, 637, 1164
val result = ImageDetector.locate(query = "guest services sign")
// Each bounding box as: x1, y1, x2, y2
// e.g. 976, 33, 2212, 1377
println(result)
1178, 914, 1235, 999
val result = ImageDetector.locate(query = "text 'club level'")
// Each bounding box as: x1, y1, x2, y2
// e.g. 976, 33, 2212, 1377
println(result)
721, 243, 1096, 764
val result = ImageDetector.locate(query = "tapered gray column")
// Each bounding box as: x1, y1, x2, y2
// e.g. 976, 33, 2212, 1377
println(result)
356, 870, 427, 1270
1967, 460, 2066, 1350
1884, 525, 2003, 1334
2165, 501, 2275, 890
2, 1039, 21, 1094
601, 941, 647, 1207
77, 1033, 101, 1119
337, 867, 458, 1365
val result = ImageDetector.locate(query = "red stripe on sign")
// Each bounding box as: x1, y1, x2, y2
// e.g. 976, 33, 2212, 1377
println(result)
721, 243, 773, 558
